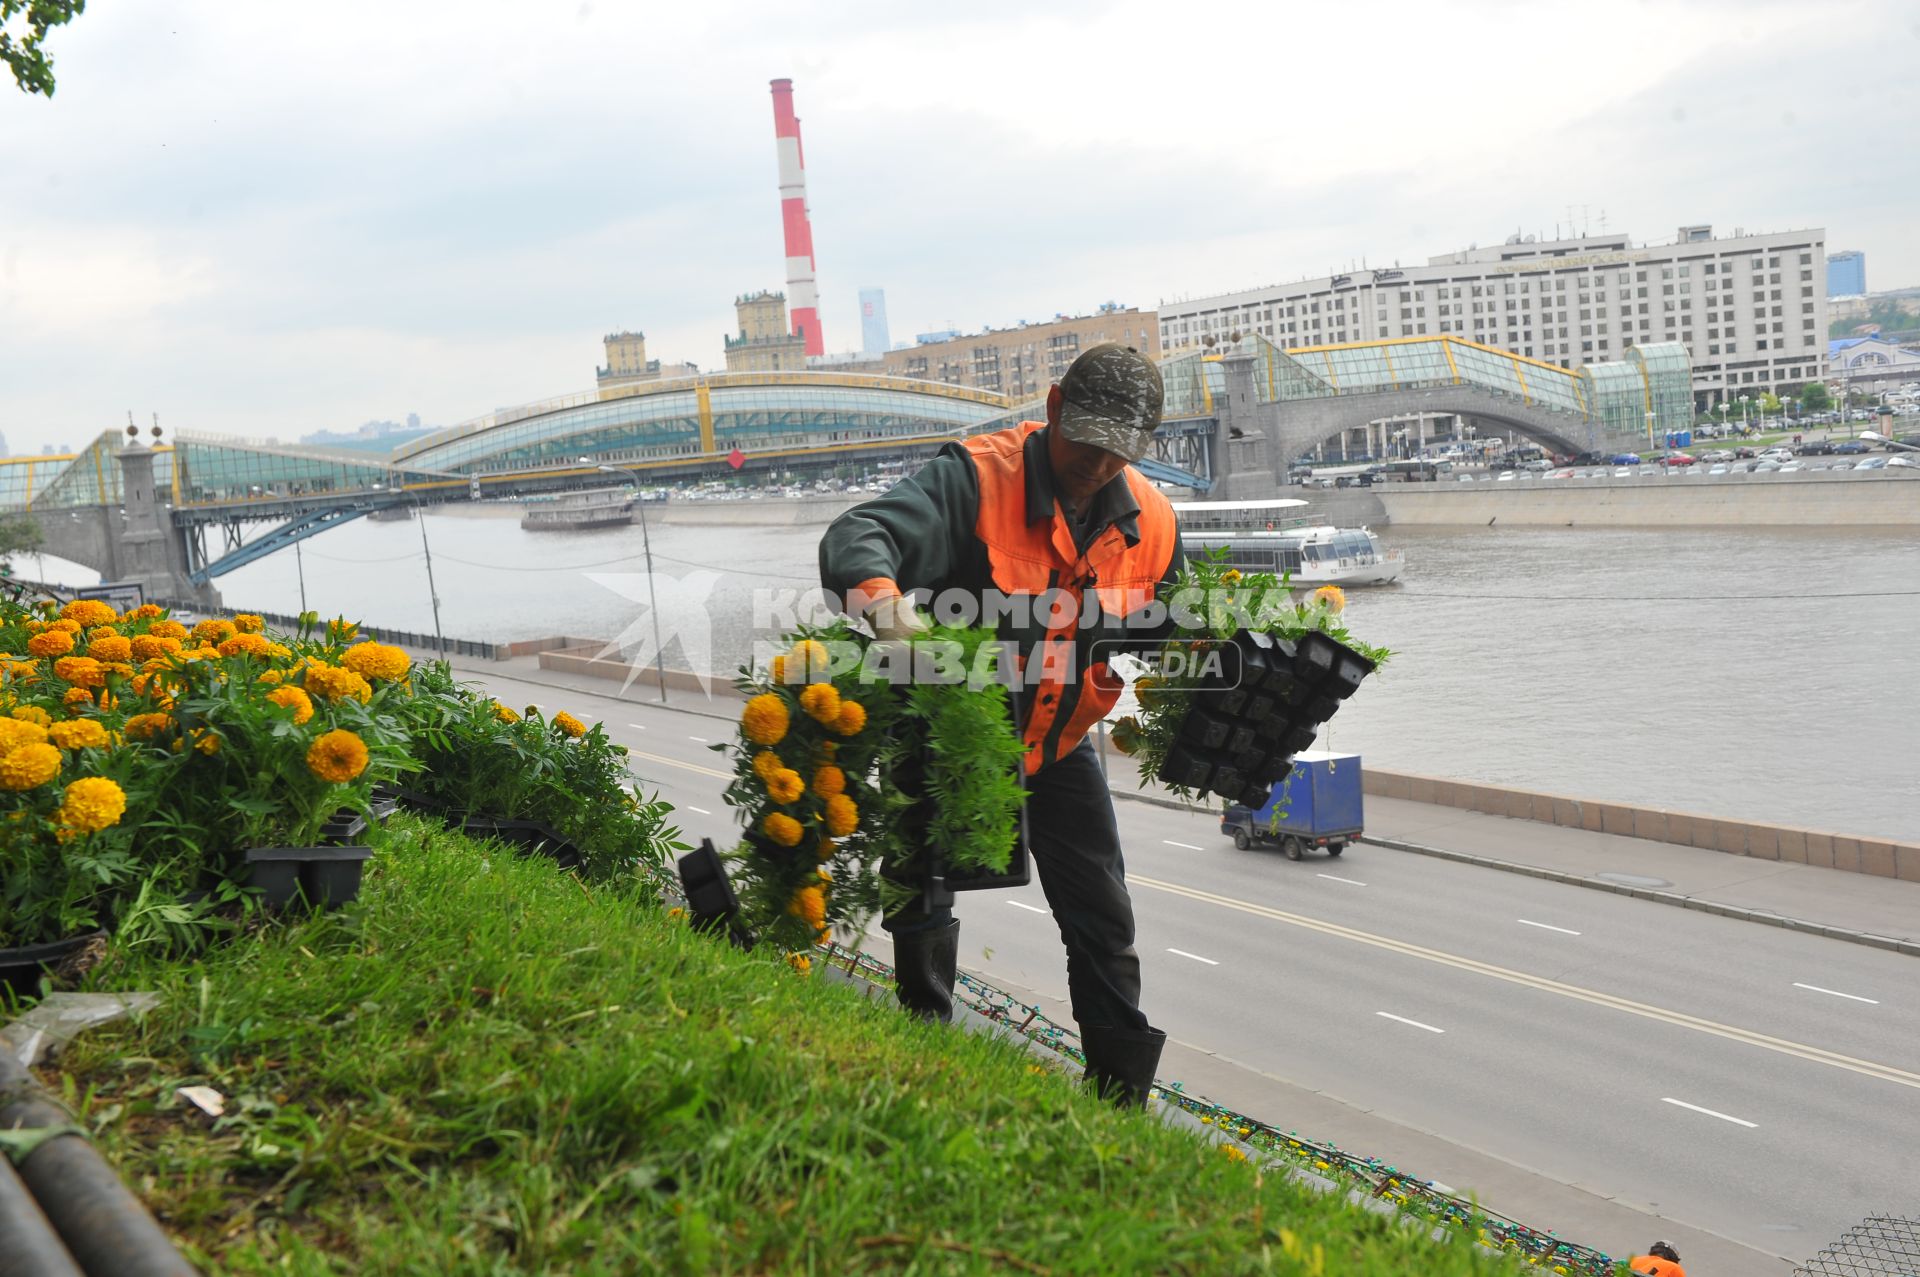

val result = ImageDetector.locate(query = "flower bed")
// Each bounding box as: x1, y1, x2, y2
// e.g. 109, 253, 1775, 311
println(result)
0, 592, 679, 957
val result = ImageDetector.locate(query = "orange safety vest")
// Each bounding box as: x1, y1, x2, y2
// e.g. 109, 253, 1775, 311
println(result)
963, 421, 1177, 773
1627, 1258, 1686, 1277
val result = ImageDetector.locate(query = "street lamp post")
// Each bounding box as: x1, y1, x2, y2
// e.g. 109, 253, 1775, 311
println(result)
1739, 394, 1751, 435
373, 483, 444, 656
1645, 410, 1656, 451
595, 461, 669, 703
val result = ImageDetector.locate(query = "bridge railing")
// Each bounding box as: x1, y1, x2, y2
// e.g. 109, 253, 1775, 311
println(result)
146, 597, 505, 660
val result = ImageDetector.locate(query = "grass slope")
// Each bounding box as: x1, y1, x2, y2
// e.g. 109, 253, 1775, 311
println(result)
40, 816, 1527, 1275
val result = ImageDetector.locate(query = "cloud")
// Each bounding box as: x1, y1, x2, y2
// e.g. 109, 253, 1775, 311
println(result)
1, 0, 1914, 449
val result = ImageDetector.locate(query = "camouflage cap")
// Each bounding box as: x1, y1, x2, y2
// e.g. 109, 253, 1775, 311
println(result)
1056, 343, 1163, 462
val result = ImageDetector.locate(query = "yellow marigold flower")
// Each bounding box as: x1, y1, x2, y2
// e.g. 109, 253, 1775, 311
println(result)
552, 711, 587, 739
327, 619, 360, 642
2, 659, 37, 684
1110, 716, 1142, 756
123, 712, 173, 741
811, 764, 846, 797
60, 599, 117, 629
342, 641, 410, 682
1220, 568, 1243, 586
665, 906, 686, 922
232, 613, 265, 633
10, 706, 52, 727
265, 642, 292, 659
218, 633, 272, 658
741, 693, 789, 746
147, 620, 188, 640
766, 767, 805, 804
815, 926, 831, 946
306, 728, 369, 783
1310, 584, 1346, 614
787, 885, 826, 927
57, 776, 126, 834
0, 718, 51, 752
769, 654, 789, 683
492, 700, 519, 723
1221, 1144, 1248, 1163
192, 619, 237, 645
787, 953, 812, 975
63, 687, 93, 709
28, 630, 74, 658
48, 719, 110, 751
0, 742, 61, 790
798, 681, 841, 726
814, 836, 836, 861
52, 656, 106, 689
302, 664, 373, 704
834, 699, 867, 737
824, 793, 858, 837
253, 669, 284, 686
49, 618, 82, 634
788, 638, 832, 681
762, 811, 803, 847
129, 603, 165, 620
266, 685, 315, 724
183, 728, 221, 756
752, 749, 783, 782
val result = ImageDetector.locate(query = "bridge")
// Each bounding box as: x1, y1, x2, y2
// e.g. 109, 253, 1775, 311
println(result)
1158, 334, 1693, 496
4, 344, 1690, 600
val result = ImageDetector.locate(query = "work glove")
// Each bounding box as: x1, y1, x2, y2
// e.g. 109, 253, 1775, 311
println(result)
864, 595, 929, 642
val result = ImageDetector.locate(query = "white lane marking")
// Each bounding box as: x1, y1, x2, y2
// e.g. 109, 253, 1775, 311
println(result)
627, 722, 648, 730
1661, 1097, 1757, 1128
1317, 873, 1367, 887
688, 735, 708, 742
685, 806, 711, 816
1794, 982, 1879, 1005
1007, 901, 1048, 914
626, 748, 732, 780
1376, 1012, 1444, 1034
1163, 840, 1203, 850
1167, 948, 1219, 966
1517, 919, 1582, 936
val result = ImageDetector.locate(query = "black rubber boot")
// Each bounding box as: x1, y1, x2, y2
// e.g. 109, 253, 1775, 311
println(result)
892, 918, 960, 1024
1081, 1024, 1166, 1108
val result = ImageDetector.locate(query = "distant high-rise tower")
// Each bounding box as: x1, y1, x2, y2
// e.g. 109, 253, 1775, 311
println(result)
769, 78, 825, 357
1828, 250, 1865, 297
859, 288, 890, 357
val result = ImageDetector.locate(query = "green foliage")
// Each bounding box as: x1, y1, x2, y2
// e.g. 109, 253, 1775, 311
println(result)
0, 515, 42, 569
1, 0, 85, 97
1830, 301, 1919, 339
1797, 381, 1833, 412
44, 819, 1521, 1274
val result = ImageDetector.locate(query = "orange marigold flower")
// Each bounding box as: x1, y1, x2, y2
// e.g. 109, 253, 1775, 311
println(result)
0, 718, 50, 752
327, 619, 360, 642
59, 599, 117, 629
811, 764, 846, 797
266, 685, 315, 724
752, 749, 783, 782
741, 693, 789, 746
129, 603, 165, 620
814, 836, 836, 861
797, 681, 841, 726
63, 687, 93, 709
0, 742, 62, 790
552, 711, 587, 739
762, 812, 803, 847
48, 618, 82, 635
492, 701, 519, 723
28, 630, 75, 658
787, 953, 812, 974
766, 767, 805, 804
1309, 584, 1347, 614
306, 728, 369, 783
232, 613, 265, 633
302, 664, 373, 704
253, 669, 284, 686
824, 793, 859, 837
218, 633, 272, 658
53, 656, 106, 689
788, 638, 833, 680
48, 719, 110, 751
786, 885, 826, 928
9, 706, 52, 727
123, 712, 173, 740
147, 620, 189, 640
769, 654, 789, 684
834, 699, 867, 736
191, 619, 237, 645
342, 641, 410, 682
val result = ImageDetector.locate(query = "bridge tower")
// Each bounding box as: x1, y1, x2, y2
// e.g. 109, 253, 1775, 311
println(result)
116, 428, 219, 608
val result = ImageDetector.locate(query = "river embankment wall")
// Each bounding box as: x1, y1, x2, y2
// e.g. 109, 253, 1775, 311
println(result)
1372, 473, 1920, 528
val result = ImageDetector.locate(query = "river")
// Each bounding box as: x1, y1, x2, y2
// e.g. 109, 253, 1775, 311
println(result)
29, 509, 1920, 841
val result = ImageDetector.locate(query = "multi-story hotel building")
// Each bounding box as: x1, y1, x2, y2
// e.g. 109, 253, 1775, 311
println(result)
863, 305, 1159, 399
1157, 225, 1828, 409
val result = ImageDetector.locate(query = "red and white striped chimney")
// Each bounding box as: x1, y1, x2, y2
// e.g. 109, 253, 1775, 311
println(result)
769, 77, 824, 357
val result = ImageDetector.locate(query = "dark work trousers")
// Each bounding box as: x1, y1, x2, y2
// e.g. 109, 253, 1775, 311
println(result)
883, 737, 1148, 1033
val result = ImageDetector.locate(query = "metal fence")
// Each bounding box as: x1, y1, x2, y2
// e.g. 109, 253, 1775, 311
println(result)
1794, 1216, 1920, 1276
145, 598, 504, 660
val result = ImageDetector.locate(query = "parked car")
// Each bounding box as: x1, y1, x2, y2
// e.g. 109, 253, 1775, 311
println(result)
1887, 456, 1916, 468
1753, 460, 1782, 472
1796, 440, 1836, 456
1607, 453, 1642, 466
1733, 446, 1758, 459
1758, 447, 1794, 463
1659, 453, 1697, 467
1832, 441, 1869, 455
1853, 456, 1890, 471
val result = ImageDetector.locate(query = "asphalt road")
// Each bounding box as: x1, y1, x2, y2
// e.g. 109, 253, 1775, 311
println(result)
487, 670, 1918, 1259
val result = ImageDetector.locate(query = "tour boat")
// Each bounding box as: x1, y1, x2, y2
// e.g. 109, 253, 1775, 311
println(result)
520, 487, 636, 531
1173, 499, 1404, 587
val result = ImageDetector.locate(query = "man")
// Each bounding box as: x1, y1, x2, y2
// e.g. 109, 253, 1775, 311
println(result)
818, 343, 1183, 1106
1626, 1241, 1685, 1276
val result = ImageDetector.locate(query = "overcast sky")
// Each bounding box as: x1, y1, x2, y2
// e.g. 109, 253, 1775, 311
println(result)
3, 0, 1914, 454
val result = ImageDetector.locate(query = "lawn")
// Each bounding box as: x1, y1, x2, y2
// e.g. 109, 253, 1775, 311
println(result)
36, 814, 1535, 1275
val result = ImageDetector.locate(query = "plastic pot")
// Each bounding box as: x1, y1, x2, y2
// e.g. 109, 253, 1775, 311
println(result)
0, 932, 107, 1000
318, 808, 368, 846
244, 846, 373, 911
461, 817, 585, 871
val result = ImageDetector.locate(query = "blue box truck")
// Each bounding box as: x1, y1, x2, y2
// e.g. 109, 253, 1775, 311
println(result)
1219, 751, 1365, 860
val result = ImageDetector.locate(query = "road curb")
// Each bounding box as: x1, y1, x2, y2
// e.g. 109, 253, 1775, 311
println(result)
1355, 833, 1920, 959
